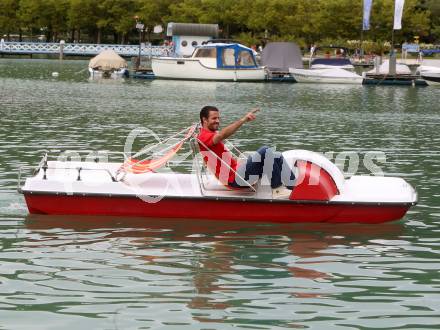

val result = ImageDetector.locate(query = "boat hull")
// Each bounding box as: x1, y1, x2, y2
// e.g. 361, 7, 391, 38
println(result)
421, 74, 440, 85
292, 75, 362, 84
88, 67, 128, 78
24, 193, 410, 224
310, 64, 355, 70
152, 57, 266, 81
289, 69, 363, 84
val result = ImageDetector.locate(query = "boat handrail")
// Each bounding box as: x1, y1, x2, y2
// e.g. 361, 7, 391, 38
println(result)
191, 139, 250, 195
192, 136, 256, 193
31, 164, 117, 181
17, 164, 118, 193
131, 125, 196, 160
42, 150, 129, 161
190, 139, 206, 196
115, 124, 196, 179
224, 139, 247, 160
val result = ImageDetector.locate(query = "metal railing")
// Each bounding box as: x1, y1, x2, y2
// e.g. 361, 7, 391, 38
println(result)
0, 41, 172, 57
17, 150, 129, 192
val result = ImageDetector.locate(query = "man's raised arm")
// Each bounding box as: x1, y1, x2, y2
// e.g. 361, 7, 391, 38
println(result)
213, 108, 260, 145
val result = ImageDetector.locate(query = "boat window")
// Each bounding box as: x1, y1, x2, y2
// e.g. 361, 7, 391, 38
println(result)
222, 48, 235, 66
181, 40, 187, 47
194, 48, 217, 58
192, 41, 198, 47
236, 50, 255, 66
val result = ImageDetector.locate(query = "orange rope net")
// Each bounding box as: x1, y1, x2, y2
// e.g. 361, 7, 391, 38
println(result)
119, 125, 196, 174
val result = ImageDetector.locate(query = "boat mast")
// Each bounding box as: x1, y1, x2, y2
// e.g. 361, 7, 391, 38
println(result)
389, 26, 397, 76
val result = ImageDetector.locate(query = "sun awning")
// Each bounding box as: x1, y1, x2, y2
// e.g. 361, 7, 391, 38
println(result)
88, 50, 127, 70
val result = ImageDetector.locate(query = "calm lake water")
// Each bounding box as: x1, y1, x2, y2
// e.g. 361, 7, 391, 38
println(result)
0, 58, 439, 329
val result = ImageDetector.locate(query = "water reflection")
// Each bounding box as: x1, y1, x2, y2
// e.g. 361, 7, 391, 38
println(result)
24, 215, 404, 321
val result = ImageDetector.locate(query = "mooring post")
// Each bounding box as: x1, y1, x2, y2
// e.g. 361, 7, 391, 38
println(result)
59, 40, 65, 60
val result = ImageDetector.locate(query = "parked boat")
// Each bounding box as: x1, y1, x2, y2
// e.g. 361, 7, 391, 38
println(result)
151, 43, 266, 81
88, 49, 129, 78
367, 59, 412, 75
309, 46, 354, 70
19, 126, 416, 223
364, 60, 427, 86
417, 65, 440, 85
261, 42, 303, 82
289, 68, 363, 84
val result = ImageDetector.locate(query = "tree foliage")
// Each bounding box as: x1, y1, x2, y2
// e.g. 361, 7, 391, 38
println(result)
0, 0, 438, 45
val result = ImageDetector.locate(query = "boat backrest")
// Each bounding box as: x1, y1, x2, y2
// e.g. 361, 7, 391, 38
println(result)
190, 137, 255, 192
282, 150, 345, 192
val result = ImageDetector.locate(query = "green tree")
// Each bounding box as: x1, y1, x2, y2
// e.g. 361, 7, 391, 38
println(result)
68, 0, 101, 42
18, 0, 70, 41
0, 0, 20, 40
424, 0, 440, 42
137, 0, 175, 41
168, 0, 203, 24
98, 0, 141, 44
0, 0, 433, 46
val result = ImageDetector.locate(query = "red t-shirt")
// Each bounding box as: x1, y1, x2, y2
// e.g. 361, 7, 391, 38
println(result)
198, 128, 238, 184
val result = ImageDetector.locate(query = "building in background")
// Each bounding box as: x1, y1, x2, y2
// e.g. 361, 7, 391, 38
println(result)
167, 23, 218, 57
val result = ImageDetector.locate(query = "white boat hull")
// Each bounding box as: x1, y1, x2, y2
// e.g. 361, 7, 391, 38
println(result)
289, 68, 363, 84
416, 65, 440, 85
419, 71, 440, 85
152, 57, 266, 81
310, 64, 355, 70
88, 67, 128, 79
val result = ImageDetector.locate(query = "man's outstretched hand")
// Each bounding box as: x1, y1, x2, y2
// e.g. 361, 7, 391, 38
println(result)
214, 108, 260, 144
242, 108, 260, 122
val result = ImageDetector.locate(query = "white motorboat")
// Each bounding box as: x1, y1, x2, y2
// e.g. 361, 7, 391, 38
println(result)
151, 43, 266, 81
88, 49, 129, 78
309, 46, 354, 70
367, 60, 412, 75
417, 65, 440, 85
289, 68, 363, 84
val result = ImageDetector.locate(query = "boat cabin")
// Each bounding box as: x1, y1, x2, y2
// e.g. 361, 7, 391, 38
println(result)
167, 22, 219, 57
191, 43, 259, 69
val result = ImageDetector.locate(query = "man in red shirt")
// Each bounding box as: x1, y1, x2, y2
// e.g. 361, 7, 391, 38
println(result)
197, 105, 294, 189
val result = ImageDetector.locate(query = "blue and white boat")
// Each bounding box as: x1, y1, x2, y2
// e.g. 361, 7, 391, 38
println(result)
151, 43, 266, 81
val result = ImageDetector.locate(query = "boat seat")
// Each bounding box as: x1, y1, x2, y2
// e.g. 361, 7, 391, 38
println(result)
191, 137, 255, 193
282, 150, 345, 192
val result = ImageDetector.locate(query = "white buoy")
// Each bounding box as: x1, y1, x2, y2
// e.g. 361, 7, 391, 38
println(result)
52, 72, 59, 77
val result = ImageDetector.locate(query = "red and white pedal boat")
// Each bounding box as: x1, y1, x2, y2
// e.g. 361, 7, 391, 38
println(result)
19, 128, 417, 224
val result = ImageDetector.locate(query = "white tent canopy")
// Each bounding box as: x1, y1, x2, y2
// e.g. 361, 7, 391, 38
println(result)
89, 50, 127, 70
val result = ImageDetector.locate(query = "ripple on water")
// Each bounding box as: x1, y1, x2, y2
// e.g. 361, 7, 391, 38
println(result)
1, 59, 440, 329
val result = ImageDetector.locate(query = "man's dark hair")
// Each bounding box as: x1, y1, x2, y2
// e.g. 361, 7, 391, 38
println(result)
200, 106, 219, 123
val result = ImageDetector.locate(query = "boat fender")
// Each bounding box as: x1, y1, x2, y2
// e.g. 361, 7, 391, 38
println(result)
289, 160, 339, 201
